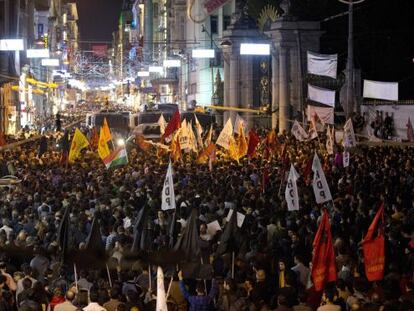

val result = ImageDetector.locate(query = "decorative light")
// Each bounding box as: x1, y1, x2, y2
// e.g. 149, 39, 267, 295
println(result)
149, 66, 164, 73
41, 58, 60, 66
137, 71, 150, 77
26, 49, 50, 58
163, 59, 181, 68
192, 49, 215, 58
0, 39, 24, 51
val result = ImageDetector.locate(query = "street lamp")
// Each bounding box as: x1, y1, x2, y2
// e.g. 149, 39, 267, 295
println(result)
338, 0, 365, 118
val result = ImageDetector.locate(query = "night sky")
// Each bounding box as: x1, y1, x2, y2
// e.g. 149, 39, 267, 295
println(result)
76, 0, 122, 43
76, 0, 414, 98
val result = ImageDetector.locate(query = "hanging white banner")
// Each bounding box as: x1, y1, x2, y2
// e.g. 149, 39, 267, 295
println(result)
312, 153, 332, 204
307, 105, 334, 125
161, 162, 176, 211
285, 164, 300, 211
291, 120, 309, 141
307, 51, 338, 79
343, 119, 357, 147
308, 84, 336, 107
216, 118, 233, 150
363, 80, 398, 101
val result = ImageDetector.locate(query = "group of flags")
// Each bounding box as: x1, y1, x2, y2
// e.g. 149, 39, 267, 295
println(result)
65, 118, 128, 169
157, 110, 262, 167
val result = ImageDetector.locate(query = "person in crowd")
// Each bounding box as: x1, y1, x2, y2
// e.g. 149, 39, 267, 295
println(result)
54, 290, 77, 311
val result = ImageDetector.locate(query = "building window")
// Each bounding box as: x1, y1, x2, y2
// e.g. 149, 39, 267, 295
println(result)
153, 3, 159, 18
210, 16, 218, 35
223, 16, 231, 31
190, 83, 197, 95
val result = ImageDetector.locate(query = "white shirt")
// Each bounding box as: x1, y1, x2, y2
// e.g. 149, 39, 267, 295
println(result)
83, 302, 107, 311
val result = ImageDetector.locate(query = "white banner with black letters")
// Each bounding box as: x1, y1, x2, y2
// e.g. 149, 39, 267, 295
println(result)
312, 153, 332, 204
285, 164, 300, 211
161, 161, 176, 211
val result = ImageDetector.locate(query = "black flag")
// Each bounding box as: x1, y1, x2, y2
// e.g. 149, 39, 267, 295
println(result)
215, 209, 239, 256
173, 208, 200, 261
85, 216, 105, 257
131, 206, 148, 252
57, 206, 70, 261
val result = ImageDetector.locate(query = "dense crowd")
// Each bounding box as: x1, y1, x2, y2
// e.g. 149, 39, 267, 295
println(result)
0, 124, 413, 311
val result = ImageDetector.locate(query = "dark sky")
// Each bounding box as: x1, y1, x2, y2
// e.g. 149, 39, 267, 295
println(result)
76, 0, 414, 98
76, 0, 122, 43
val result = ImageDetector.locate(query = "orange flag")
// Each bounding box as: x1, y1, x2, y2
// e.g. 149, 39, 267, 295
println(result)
311, 210, 336, 291
136, 135, 151, 152
196, 143, 216, 164
170, 134, 182, 162
362, 203, 385, 281
102, 118, 112, 143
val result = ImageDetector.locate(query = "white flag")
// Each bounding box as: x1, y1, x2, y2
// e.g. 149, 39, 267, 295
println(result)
158, 114, 166, 135
179, 119, 190, 150
363, 79, 398, 101
343, 119, 356, 148
285, 164, 300, 211
308, 84, 336, 107
291, 120, 309, 142
161, 161, 176, 211
194, 114, 204, 148
326, 126, 334, 155
343, 151, 350, 168
307, 51, 338, 79
205, 125, 213, 147
234, 114, 246, 134
188, 121, 198, 152
308, 114, 318, 140
216, 119, 233, 150
156, 267, 168, 311
312, 153, 332, 204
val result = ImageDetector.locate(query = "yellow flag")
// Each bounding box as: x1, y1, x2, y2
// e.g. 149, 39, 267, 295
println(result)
68, 128, 90, 163
102, 117, 112, 142
98, 127, 111, 160
238, 125, 248, 158
228, 136, 240, 162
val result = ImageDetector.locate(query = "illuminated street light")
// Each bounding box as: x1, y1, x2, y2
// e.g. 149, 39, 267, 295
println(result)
163, 59, 181, 68
0, 39, 24, 51
192, 49, 215, 59
240, 43, 270, 55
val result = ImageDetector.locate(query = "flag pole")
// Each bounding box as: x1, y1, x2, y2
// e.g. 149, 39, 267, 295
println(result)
148, 264, 152, 292
73, 263, 78, 292
231, 251, 235, 279
106, 264, 113, 288
166, 277, 174, 299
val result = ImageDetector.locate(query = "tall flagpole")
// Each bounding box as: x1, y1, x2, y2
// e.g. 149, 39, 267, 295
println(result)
338, 0, 365, 118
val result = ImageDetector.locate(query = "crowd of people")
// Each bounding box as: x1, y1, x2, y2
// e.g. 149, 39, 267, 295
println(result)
0, 121, 413, 311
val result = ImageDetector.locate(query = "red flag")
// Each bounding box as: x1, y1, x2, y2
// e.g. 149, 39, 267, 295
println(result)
0, 132, 6, 147
407, 118, 414, 142
362, 203, 385, 281
247, 129, 260, 158
311, 210, 336, 291
162, 110, 181, 140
